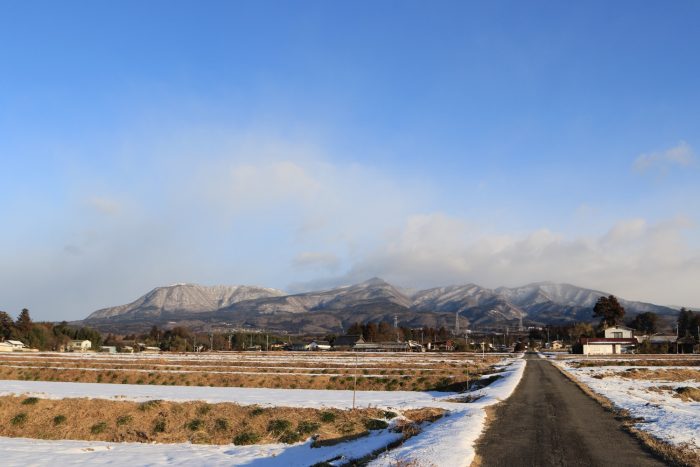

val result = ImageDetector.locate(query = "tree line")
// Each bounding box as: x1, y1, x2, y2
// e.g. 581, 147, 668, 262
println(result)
0, 308, 103, 350
345, 322, 452, 343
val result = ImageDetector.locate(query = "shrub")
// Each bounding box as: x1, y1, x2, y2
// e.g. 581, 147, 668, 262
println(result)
53, 415, 66, 426
138, 400, 162, 411
364, 419, 388, 430
383, 410, 398, 419
297, 420, 321, 434
214, 418, 229, 431
279, 430, 302, 444
11, 412, 28, 426
116, 415, 133, 426
21, 397, 39, 405
249, 406, 266, 416
233, 431, 261, 445
153, 419, 166, 433
319, 411, 336, 423
196, 404, 211, 415
90, 422, 108, 434
186, 419, 204, 431
267, 419, 292, 435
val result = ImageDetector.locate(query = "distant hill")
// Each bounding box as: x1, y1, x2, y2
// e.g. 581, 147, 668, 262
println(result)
80, 279, 680, 334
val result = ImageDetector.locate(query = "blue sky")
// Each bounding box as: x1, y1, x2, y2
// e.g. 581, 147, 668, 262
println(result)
1, 1, 699, 320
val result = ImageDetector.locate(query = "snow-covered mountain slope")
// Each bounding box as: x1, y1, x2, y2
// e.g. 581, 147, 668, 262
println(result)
82, 279, 679, 333
226, 277, 413, 315
86, 284, 285, 320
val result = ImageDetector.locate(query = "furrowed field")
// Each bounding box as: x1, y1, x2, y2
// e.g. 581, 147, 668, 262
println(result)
0, 350, 525, 466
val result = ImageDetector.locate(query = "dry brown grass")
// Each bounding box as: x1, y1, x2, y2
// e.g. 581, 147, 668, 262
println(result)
0, 353, 501, 392
675, 386, 700, 402
608, 368, 700, 382
572, 358, 700, 368
401, 408, 445, 424
0, 365, 473, 392
0, 395, 426, 446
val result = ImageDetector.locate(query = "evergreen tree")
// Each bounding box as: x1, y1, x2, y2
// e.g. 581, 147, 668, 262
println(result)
630, 312, 658, 335
592, 295, 625, 328
15, 308, 32, 336
0, 311, 14, 340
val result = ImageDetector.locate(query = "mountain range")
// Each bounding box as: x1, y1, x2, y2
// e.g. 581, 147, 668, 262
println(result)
80, 279, 679, 334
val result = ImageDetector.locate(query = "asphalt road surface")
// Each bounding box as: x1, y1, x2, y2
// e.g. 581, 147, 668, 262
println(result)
475, 353, 666, 467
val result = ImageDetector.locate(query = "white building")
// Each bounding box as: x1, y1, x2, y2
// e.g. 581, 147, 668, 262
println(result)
69, 340, 92, 352
604, 326, 634, 339
309, 340, 332, 351
5, 340, 27, 350
580, 337, 636, 355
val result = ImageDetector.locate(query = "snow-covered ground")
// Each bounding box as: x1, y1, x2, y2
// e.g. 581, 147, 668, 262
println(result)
554, 359, 700, 451
0, 356, 525, 466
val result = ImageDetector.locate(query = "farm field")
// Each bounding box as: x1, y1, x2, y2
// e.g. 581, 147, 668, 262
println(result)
550, 354, 700, 465
0, 351, 501, 391
0, 351, 525, 466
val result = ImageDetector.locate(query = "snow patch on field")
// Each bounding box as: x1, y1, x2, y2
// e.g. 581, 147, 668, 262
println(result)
554, 360, 700, 450
0, 431, 402, 466
0, 356, 525, 466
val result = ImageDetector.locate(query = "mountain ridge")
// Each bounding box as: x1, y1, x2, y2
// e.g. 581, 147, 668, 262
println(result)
81, 279, 680, 334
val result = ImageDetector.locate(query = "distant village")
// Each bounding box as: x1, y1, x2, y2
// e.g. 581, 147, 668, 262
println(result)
1, 299, 699, 355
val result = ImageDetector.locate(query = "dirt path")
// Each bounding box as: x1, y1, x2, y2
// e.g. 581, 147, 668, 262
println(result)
474, 353, 665, 467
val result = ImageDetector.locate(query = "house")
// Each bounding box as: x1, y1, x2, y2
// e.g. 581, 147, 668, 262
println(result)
407, 340, 425, 352
0, 342, 14, 352
99, 346, 117, 354
676, 335, 697, 354
580, 337, 636, 355
309, 340, 332, 351
290, 343, 310, 351
576, 325, 637, 355
5, 340, 27, 350
68, 340, 92, 352
427, 340, 455, 351
142, 346, 161, 353
550, 340, 564, 350
332, 335, 365, 350
604, 325, 634, 339
353, 342, 380, 352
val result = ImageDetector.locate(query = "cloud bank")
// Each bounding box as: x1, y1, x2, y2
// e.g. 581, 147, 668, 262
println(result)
1, 132, 698, 320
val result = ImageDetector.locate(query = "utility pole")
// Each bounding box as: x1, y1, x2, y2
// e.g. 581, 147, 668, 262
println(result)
209, 332, 213, 352
352, 352, 358, 410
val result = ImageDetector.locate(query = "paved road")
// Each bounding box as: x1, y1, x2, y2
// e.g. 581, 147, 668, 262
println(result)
475, 353, 666, 467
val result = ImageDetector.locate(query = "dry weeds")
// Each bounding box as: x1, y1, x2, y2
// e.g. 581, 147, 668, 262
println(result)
0, 354, 501, 392
675, 387, 700, 402
0, 395, 421, 446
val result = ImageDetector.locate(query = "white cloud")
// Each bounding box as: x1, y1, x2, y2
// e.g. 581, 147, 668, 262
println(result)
3, 129, 699, 321
633, 141, 696, 173
292, 214, 700, 308
292, 252, 341, 271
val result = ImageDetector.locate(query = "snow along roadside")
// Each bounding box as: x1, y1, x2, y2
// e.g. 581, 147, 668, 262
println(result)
552, 360, 700, 453
370, 357, 526, 467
